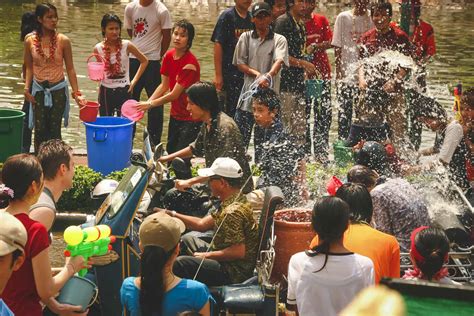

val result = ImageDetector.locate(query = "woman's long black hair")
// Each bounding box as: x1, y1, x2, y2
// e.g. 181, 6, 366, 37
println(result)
186, 81, 221, 130
34, 3, 58, 35
414, 227, 450, 281
306, 197, 350, 272
20, 12, 37, 41
100, 13, 122, 37
139, 245, 177, 316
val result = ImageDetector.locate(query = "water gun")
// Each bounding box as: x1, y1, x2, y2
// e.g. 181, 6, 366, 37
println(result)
453, 83, 463, 122
63, 225, 116, 277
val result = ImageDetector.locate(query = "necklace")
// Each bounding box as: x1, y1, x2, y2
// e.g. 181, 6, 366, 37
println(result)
102, 39, 123, 77
351, 9, 371, 43
33, 31, 58, 61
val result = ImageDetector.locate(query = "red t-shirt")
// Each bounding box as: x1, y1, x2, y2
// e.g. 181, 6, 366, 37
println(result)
2, 214, 50, 316
305, 14, 333, 79
160, 49, 201, 121
410, 20, 436, 59
359, 25, 414, 59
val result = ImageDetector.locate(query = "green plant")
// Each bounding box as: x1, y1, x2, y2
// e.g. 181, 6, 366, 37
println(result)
306, 162, 353, 198
105, 168, 128, 182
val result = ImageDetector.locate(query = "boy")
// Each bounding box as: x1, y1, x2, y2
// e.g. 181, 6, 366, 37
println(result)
233, 2, 288, 150
211, 0, 253, 118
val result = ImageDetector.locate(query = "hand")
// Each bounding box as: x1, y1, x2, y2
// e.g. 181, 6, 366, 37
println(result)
135, 101, 153, 112
359, 77, 368, 90
214, 74, 223, 91
193, 252, 209, 259
175, 179, 192, 192
128, 81, 136, 94
55, 303, 88, 316
74, 95, 86, 107
153, 207, 167, 213
65, 255, 86, 274
25, 90, 36, 104
257, 74, 271, 88
383, 79, 396, 93
158, 155, 171, 163
303, 61, 317, 77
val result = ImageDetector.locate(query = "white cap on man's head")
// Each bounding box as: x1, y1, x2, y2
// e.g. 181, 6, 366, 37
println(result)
197, 157, 243, 178
0, 212, 27, 256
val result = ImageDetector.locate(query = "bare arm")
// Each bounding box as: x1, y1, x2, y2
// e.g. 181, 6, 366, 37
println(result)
213, 42, 224, 91
62, 36, 82, 103
159, 146, 193, 162
289, 56, 316, 77
23, 38, 35, 103
168, 212, 214, 232
199, 301, 211, 316
197, 243, 246, 261
268, 59, 284, 77
127, 29, 132, 38
127, 42, 149, 91
334, 47, 343, 80
160, 29, 171, 59
29, 207, 55, 231
236, 64, 260, 77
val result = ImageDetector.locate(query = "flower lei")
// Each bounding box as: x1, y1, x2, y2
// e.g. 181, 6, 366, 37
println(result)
402, 267, 449, 281
0, 184, 14, 199
102, 38, 122, 77
33, 31, 58, 61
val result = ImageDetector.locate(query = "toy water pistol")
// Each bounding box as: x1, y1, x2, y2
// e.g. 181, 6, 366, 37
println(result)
453, 83, 463, 122
63, 225, 116, 276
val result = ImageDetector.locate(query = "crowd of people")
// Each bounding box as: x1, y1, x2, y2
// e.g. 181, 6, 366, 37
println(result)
1, 0, 473, 315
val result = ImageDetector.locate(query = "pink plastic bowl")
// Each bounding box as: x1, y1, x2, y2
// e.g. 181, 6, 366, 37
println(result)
121, 99, 144, 122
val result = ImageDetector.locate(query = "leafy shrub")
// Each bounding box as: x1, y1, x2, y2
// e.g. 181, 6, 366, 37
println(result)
105, 168, 128, 182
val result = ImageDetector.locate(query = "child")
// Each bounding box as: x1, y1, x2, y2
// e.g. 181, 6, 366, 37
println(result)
121, 212, 211, 315
94, 13, 148, 116
287, 197, 374, 316
403, 226, 459, 284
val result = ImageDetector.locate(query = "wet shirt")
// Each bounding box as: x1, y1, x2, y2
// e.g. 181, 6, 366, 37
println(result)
190, 112, 253, 193
211, 7, 253, 80
274, 12, 306, 93
410, 20, 436, 60
359, 25, 414, 59
210, 194, 258, 283
371, 178, 431, 252
305, 13, 333, 80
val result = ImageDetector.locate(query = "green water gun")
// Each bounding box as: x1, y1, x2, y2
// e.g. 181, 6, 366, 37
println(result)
63, 225, 116, 276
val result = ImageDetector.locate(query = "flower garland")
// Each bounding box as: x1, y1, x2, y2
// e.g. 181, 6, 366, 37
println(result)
102, 38, 123, 77
33, 31, 58, 61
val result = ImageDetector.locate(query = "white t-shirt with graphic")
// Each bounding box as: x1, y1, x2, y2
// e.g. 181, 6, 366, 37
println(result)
95, 40, 130, 89
332, 10, 373, 83
124, 0, 172, 61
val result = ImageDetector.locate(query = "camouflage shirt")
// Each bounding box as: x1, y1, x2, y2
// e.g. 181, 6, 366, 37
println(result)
210, 194, 258, 283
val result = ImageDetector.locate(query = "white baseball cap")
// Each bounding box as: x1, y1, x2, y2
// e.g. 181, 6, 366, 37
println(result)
0, 212, 27, 256
197, 157, 243, 178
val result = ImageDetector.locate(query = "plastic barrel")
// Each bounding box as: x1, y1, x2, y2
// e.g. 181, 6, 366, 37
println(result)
0, 108, 25, 162
57, 276, 98, 312
84, 117, 133, 176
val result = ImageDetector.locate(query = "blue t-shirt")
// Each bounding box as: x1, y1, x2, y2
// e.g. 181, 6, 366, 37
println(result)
120, 277, 210, 316
0, 299, 14, 316
211, 7, 253, 80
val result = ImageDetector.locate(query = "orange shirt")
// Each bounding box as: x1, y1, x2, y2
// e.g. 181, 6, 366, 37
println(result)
30, 33, 65, 83
310, 223, 400, 283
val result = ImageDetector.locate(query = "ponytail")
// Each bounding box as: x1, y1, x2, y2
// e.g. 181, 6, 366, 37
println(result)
412, 227, 450, 281
139, 245, 176, 316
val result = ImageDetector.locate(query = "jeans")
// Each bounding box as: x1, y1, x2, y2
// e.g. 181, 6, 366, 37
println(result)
337, 82, 359, 140
306, 80, 332, 160
234, 108, 255, 150
223, 74, 244, 119
130, 59, 163, 146
98, 85, 131, 117
163, 185, 211, 217
174, 234, 232, 286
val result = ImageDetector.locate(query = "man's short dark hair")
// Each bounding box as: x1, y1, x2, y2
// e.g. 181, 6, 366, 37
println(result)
252, 88, 281, 112
371, 2, 392, 17
335, 183, 373, 223
37, 139, 72, 180
173, 19, 195, 50
347, 165, 379, 189
11, 249, 23, 268
462, 88, 474, 109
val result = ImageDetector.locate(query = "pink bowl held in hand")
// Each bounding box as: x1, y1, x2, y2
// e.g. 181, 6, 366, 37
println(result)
121, 99, 144, 122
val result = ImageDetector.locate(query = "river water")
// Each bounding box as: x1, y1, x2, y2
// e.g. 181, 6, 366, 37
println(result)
0, 0, 473, 151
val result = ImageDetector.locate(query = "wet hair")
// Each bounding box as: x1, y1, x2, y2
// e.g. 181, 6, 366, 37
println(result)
371, 2, 392, 18
139, 245, 177, 316
355, 141, 389, 176
413, 227, 450, 281
414, 99, 447, 122
335, 183, 373, 223
34, 3, 58, 34
347, 165, 379, 189
101, 13, 122, 37
173, 19, 195, 50
252, 88, 281, 113
307, 197, 350, 272
11, 249, 23, 268
186, 82, 221, 121
37, 139, 73, 181
0, 154, 43, 207
462, 88, 474, 109
20, 12, 37, 41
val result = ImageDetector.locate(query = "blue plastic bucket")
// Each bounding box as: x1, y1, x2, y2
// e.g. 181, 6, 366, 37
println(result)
84, 117, 133, 175
57, 276, 98, 312
305, 79, 324, 101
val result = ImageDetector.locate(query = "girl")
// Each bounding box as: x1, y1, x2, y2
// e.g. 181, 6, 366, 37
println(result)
287, 197, 374, 316
94, 13, 148, 117
136, 20, 201, 163
0, 154, 85, 316
23, 3, 84, 152
120, 213, 211, 315
403, 226, 460, 284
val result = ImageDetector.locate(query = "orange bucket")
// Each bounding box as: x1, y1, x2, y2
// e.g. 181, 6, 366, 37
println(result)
79, 101, 100, 122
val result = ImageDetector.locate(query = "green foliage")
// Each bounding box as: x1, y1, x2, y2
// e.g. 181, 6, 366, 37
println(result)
251, 164, 262, 177
306, 162, 353, 199
105, 168, 128, 182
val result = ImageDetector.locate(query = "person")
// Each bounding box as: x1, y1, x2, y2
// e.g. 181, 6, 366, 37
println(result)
310, 183, 400, 283
124, 0, 172, 146
168, 158, 259, 286
211, 0, 253, 118
286, 197, 374, 316
23, 3, 85, 152
0, 154, 85, 316
303, 0, 333, 162
274, 0, 317, 147
29, 139, 74, 232
0, 212, 27, 313
136, 20, 201, 175
357, 2, 414, 153
94, 13, 148, 117
403, 226, 460, 284
252, 88, 305, 206
347, 165, 431, 251
332, 0, 373, 141
340, 286, 406, 316
120, 212, 211, 315
20, 12, 37, 153
233, 2, 288, 149
264, 0, 287, 21
159, 82, 253, 216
